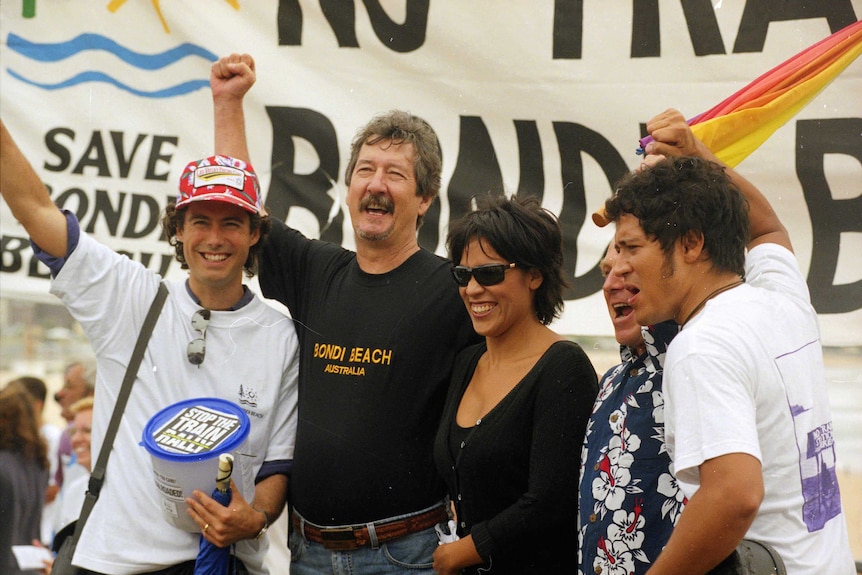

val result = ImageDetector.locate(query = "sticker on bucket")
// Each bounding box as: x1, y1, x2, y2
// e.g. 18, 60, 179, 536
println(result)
152, 404, 243, 455
141, 397, 250, 531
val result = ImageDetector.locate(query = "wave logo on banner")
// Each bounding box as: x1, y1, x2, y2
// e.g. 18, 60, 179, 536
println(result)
5, 32, 217, 98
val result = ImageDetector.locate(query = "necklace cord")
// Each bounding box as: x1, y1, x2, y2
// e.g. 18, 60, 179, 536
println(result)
680, 279, 744, 326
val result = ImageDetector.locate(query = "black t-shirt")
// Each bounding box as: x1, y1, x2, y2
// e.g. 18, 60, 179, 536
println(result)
260, 219, 478, 525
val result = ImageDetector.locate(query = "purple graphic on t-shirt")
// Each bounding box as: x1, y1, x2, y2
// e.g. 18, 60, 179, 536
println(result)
798, 419, 841, 531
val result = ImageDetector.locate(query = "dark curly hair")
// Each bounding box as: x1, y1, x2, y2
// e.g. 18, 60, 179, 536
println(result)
160, 203, 271, 278
603, 156, 749, 277
447, 194, 568, 325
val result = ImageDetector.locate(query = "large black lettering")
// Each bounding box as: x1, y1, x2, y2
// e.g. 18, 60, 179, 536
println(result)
43, 127, 75, 172
631, 0, 725, 57
146, 135, 177, 181
52, 187, 89, 221
734, 0, 857, 53
514, 121, 545, 198
362, 0, 429, 52
0, 235, 28, 273
72, 131, 111, 177
0, 236, 50, 278
631, 0, 660, 58
447, 120, 544, 252
84, 189, 126, 236
796, 118, 862, 314
266, 106, 344, 244
277, 0, 429, 52
554, 122, 629, 300
557, 0, 725, 59
680, 0, 725, 56
447, 116, 506, 228
111, 131, 147, 178
277, 0, 303, 44
553, 0, 584, 59
28, 256, 51, 279
123, 194, 161, 239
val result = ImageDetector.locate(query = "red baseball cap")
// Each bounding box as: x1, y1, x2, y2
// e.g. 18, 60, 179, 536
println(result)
177, 155, 261, 214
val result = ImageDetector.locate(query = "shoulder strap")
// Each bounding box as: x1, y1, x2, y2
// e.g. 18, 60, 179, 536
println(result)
72, 281, 169, 535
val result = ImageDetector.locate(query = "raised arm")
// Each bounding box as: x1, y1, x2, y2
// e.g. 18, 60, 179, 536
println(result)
0, 120, 68, 257
642, 109, 792, 253
211, 53, 256, 163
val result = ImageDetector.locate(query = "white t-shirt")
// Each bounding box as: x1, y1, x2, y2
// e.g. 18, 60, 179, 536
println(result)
50, 233, 299, 575
55, 467, 88, 532
664, 243, 855, 575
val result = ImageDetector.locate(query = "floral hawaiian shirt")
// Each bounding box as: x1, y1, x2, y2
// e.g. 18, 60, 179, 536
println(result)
578, 321, 684, 575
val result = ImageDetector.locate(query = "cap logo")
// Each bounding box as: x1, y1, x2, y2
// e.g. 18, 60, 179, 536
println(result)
177, 155, 261, 214
194, 166, 245, 191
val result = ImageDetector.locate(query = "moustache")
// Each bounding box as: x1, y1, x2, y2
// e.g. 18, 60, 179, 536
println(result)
360, 195, 394, 212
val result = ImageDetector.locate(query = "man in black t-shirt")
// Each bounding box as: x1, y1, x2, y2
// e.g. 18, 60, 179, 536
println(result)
210, 53, 478, 575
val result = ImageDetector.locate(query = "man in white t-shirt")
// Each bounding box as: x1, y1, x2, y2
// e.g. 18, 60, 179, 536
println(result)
599, 109, 855, 575
0, 120, 299, 575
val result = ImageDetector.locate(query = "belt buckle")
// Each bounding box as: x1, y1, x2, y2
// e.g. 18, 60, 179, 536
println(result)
320, 527, 360, 551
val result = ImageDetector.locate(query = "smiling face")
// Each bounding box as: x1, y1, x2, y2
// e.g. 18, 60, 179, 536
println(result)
346, 140, 432, 250
70, 407, 93, 472
459, 238, 542, 339
175, 201, 260, 305
613, 213, 682, 327
601, 243, 645, 355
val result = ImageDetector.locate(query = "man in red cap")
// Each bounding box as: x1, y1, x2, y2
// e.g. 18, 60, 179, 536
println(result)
0, 120, 299, 575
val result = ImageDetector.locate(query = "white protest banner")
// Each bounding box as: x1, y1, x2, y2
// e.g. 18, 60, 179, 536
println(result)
1, 1, 860, 344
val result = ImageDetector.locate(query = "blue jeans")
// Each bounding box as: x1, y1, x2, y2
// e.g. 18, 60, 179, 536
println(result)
288, 522, 439, 575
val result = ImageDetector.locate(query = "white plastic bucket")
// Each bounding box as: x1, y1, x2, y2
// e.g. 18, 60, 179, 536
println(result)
141, 397, 250, 531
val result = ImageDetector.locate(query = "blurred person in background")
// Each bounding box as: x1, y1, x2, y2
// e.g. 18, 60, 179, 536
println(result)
51, 360, 95, 502
54, 361, 96, 423
0, 381, 51, 575
10, 375, 65, 545
54, 396, 94, 533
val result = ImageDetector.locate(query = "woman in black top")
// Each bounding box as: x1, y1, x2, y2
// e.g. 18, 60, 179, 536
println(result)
433, 194, 598, 574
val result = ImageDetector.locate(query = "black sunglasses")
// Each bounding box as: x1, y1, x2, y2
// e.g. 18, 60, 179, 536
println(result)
187, 309, 211, 366
451, 263, 517, 287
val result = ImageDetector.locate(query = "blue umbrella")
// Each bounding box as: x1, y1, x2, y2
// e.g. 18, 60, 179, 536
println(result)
194, 453, 234, 575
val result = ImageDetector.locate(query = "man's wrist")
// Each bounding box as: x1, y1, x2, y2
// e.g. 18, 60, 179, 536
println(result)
252, 507, 269, 540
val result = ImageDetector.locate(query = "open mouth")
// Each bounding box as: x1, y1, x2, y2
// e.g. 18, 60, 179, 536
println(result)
612, 302, 634, 319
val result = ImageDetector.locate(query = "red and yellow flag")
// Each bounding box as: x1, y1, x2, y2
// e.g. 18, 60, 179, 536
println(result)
641, 19, 862, 167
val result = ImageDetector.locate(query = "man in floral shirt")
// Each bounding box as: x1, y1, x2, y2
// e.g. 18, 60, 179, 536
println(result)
578, 243, 683, 575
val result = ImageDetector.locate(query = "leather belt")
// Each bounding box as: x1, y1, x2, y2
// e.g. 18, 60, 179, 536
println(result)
293, 505, 448, 551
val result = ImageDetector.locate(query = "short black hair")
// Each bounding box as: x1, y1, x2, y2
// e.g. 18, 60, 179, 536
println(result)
447, 194, 568, 325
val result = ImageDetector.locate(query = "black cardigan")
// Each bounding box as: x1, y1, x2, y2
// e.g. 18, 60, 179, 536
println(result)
433, 340, 598, 574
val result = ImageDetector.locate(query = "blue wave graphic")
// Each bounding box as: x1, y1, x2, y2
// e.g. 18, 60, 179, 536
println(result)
7, 33, 217, 69
7, 69, 210, 98
5, 32, 217, 99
